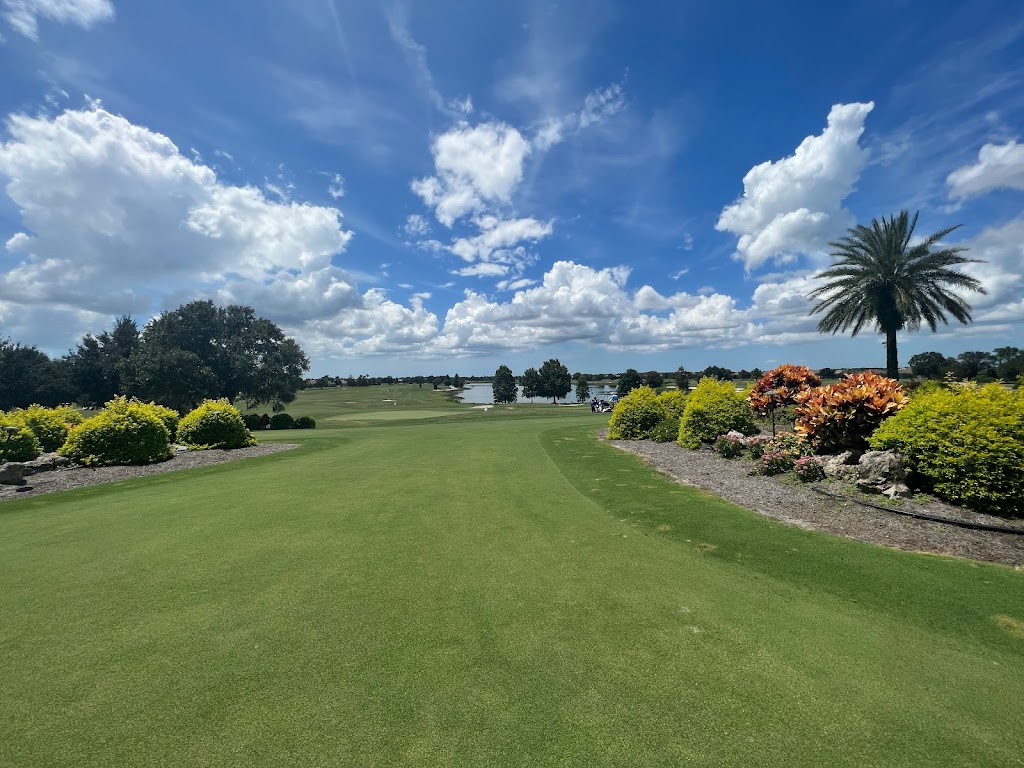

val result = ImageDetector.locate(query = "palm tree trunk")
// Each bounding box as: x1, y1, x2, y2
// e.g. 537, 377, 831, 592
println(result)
886, 329, 899, 380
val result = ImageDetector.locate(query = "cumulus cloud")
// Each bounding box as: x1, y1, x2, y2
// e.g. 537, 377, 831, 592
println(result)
411, 121, 531, 227
403, 213, 431, 237
947, 140, 1024, 199
449, 217, 552, 263
717, 102, 874, 272
0, 105, 365, 345
958, 214, 1024, 323
2, 0, 113, 40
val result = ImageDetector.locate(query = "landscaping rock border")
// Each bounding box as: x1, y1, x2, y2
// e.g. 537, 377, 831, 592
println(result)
607, 437, 1024, 568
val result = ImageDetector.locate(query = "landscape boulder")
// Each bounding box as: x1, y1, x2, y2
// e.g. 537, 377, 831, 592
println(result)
821, 450, 861, 482
856, 450, 912, 499
0, 462, 27, 486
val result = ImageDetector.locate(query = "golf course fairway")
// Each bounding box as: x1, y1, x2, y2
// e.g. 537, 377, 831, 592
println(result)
1, 385, 1022, 767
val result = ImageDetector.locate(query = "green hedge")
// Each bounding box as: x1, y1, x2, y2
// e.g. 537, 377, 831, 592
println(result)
293, 416, 317, 429
869, 384, 1024, 516
678, 377, 757, 448
607, 386, 666, 440
177, 399, 255, 450
269, 413, 295, 430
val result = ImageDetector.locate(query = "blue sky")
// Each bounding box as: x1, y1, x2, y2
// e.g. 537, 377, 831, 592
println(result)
1, 0, 1022, 377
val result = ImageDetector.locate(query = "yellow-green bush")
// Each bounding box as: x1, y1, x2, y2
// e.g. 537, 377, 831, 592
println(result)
656, 389, 687, 420
60, 402, 171, 467
0, 413, 41, 461
177, 399, 255, 449
607, 386, 667, 440
104, 397, 179, 442
7, 404, 80, 452
678, 377, 757, 448
869, 384, 1024, 517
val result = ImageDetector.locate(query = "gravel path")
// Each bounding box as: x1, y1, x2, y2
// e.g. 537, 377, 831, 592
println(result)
0, 443, 298, 503
607, 438, 1024, 567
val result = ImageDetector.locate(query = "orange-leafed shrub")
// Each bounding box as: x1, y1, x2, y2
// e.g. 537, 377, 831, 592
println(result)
794, 372, 908, 453
747, 364, 821, 413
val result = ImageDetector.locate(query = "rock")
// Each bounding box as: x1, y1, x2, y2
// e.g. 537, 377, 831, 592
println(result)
881, 483, 913, 499
856, 450, 910, 496
21, 453, 70, 476
821, 450, 862, 481
0, 462, 27, 486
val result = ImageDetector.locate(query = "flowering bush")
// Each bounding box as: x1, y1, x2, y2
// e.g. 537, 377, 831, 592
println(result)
755, 432, 812, 475
747, 364, 821, 414
713, 434, 745, 458
793, 456, 826, 483
794, 373, 908, 453
745, 435, 773, 459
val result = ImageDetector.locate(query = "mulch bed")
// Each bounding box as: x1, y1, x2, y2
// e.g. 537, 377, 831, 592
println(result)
607, 438, 1024, 568
0, 443, 298, 503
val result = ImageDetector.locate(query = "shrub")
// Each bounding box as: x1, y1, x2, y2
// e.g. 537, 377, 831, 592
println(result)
656, 390, 687, 420
59, 404, 171, 466
747, 364, 821, 414
713, 433, 745, 458
745, 435, 773, 459
177, 399, 255, 449
242, 413, 263, 431
793, 456, 826, 483
678, 377, 757, 448
0, 414, 42, 462
648, 417, 680, 443
105, 398, 179, 442
794, 373, 908, 453
293, 416, 317, 429
8, 405, 78, 452
869, 384, 1024, 516
607, 386, 666, 440
755, 432, 812, 476
269, 413, 295, 430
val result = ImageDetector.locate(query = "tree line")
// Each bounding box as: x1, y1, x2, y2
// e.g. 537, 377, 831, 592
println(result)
908, 347, 1024, 382
0, 300, 309, 412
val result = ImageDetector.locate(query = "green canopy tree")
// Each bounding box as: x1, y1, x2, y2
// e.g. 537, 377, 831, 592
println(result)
521, 368, 541, 399
492, 365, 518, 404
538, 358, 571, 403
616, 368, 643, 395
575, 378, 590, 403
809, 211, 986, 379
0, 339, 71, 409
129, 301, 309, 410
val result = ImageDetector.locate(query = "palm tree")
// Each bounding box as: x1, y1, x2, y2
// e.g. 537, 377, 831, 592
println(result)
808, 210, 986, 379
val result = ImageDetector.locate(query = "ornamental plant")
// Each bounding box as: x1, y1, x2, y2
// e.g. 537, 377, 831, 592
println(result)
648, 417, 681, 443
745, 435, 773, 459
793, 456, 826, 483
294, 416, 317, 429
747, 364, 821, 414
105, 397, 179, 442
7, 405, 80, 452
678, 377, 758, 448
869, 384, 1024, 516
656, 389, 688, 420
178, 399, 255, 449
607, 386, 667, 440
60, 401, 171, 466
755, 432, 812, 475
713, 433, 745, 458
794, 372, 908, 453
0, 414, 41, 462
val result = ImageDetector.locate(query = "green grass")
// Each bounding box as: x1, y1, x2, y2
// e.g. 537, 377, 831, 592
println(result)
1, 386, 1023, 766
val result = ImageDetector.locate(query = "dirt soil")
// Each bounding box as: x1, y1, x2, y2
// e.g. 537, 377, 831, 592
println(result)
608, 438, 1024, 568
0, 443, 297, 503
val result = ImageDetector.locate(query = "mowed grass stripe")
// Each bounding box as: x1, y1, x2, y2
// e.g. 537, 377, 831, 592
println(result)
0, 409, 1021, 766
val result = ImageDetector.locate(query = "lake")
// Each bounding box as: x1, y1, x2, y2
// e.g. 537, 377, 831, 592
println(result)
456, 382, 620, 405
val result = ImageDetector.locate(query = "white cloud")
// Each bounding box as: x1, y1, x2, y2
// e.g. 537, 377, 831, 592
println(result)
411, 291, 431, 300
454, 263, 508, 278
947, 140, 1024, 199
411, 121, 530, 227
449, 95, 473, 115
532, 81, 626, 151
716, 102, 874, 272
449, 217, 552, 263
0, 105, 356, 331
2, 0, 113, 40
403, 213, 431, 237
958, 214, 1024, 321
496, 277, 536, 291
327, 173, 345, 199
